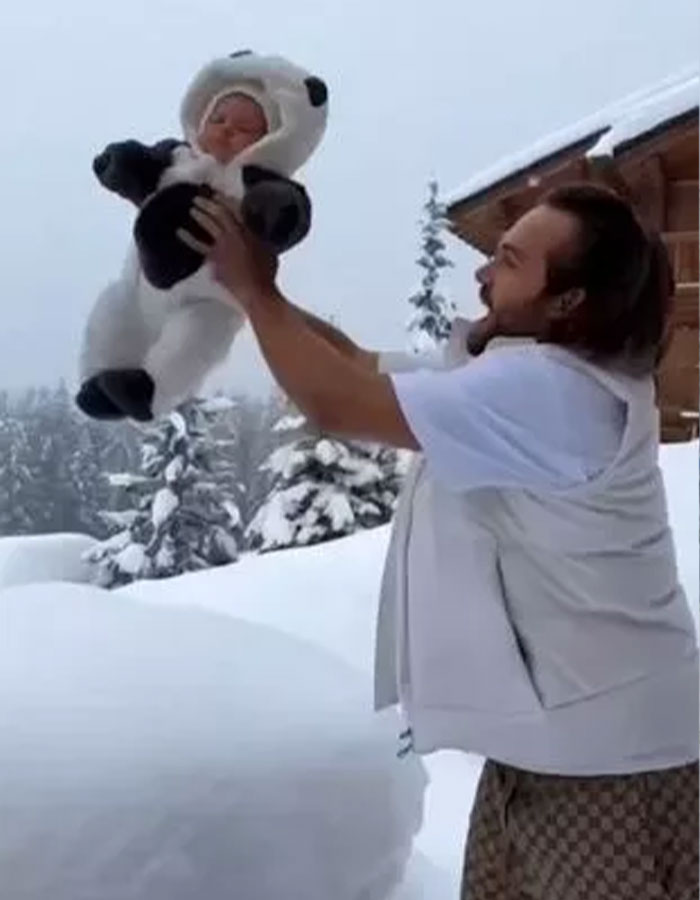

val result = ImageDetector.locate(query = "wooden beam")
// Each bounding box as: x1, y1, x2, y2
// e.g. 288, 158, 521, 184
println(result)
614, 116, 699, 170
586, 155, 632, 199
634, 154, 666, 231
662, 231, 699, 244
672, 289, 700, 327
667, 180, 700, 232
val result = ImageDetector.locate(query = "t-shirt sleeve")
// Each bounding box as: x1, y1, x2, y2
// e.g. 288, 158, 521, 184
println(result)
390, 347, 626, 492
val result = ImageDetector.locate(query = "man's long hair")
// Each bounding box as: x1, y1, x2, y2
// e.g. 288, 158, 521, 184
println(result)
543, 183, 675, 372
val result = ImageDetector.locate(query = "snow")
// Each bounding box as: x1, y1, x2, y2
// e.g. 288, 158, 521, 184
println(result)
588, 73, 700, 159
316, 437, 340, 466
165, 457, 185, 483
273, 413, 307, 433
101, 509, 139, 529
0, 532, 96, 588
248, 491, 296, 549
152, 486, 179, 528
222, 498, 241, 527
128, 530, 481, 899
170, 410, 187, 439
108, 472, 147, 488
196, 395, 236, 414
0, 583, 426, 900
0, 439, 695, 899
115, 541, 148, 575
446, 67, 699, 207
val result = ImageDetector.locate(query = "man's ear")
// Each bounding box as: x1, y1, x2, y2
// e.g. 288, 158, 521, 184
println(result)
549, 287, 586, 320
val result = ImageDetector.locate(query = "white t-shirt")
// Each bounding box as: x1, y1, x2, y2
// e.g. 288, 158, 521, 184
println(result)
390, 344, 627, 493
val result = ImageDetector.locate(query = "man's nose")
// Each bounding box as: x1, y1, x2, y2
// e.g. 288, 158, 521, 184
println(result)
475, 262, 490, 284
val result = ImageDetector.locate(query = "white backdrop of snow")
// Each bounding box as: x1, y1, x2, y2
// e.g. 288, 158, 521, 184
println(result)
273, 413, 307, 433
0, 583, 426, 900
0, 532, 96, 589
0, 441, 696, 899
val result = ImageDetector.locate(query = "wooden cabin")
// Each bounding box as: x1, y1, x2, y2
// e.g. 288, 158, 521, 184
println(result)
446, 71, 699, 442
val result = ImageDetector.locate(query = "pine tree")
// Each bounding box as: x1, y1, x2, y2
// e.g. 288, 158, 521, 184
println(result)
347, 442, 413, 528
0, 407, 35, 536
406, 179, 456, 352
246, 408, 409, 552
87, 398, 242, 587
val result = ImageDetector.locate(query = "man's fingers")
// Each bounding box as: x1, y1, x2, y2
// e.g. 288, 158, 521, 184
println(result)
176, 228, 213, 255
193, 195, 238, 229
190, 208, 224, 240
211, 191, 243, 223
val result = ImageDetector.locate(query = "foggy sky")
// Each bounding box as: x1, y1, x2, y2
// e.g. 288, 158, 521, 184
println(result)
1, 0, 697, 397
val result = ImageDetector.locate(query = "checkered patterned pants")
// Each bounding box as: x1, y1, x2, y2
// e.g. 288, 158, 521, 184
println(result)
461, 759, 699, 899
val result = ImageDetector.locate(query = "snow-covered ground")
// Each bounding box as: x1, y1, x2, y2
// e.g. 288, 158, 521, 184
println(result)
121, 529, 483, 899
0, 583, 426, 900
0, 532, 96, 588
0, 441, 697, 899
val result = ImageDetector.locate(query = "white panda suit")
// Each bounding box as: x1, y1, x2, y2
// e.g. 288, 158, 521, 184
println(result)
77, 51, 329, 422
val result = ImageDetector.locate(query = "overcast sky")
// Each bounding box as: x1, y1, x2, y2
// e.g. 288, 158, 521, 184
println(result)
0, 0, 697, 397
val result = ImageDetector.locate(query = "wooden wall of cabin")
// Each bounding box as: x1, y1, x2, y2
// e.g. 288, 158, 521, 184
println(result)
621, 124, 699, 442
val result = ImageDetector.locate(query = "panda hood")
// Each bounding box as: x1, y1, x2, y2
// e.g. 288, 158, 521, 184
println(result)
180, 51, 329, 178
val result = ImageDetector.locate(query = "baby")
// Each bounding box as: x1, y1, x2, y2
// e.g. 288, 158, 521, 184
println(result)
198, 92, 269, 164
77, 52, 329, 422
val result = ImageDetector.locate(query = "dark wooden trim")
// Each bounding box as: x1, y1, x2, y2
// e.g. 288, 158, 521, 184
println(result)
612, 109, 699, 162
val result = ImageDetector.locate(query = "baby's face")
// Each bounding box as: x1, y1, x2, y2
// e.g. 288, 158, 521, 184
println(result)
198, 93, 267, 164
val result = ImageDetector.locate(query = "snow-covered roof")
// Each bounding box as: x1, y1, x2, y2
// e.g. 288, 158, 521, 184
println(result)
446, 68, 699, 209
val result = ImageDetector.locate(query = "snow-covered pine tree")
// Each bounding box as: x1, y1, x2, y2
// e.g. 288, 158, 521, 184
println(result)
347, 442, 413, 528
0, 401, 35, 536
406, 179, 456, 353
246, 407, 409, 552
87, 397, 242, 587
67, 419, 119, 538
246, 412, 353, 552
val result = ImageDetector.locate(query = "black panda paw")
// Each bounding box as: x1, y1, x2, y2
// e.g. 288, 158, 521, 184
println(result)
93, 138, 183, 207
135, 182, 213, 289
98, 369, 155, 422
241, 167, 311, 253
76, 375, 127, 421
77, 369, 155, 422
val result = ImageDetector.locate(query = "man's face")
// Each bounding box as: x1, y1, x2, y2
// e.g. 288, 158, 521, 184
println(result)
475, 204, 581, 336
198, 93, 268, 165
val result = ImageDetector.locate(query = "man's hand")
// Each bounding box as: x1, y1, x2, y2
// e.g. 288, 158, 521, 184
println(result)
177, 194, 278, 308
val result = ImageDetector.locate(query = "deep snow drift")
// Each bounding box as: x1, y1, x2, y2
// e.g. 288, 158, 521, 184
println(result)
0, 532, 96, 588
0, 583, 426, 900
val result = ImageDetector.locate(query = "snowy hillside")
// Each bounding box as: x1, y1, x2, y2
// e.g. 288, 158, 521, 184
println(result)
0, 532, 96, 588
0, 441, 696, 900
0, 584, 427, 900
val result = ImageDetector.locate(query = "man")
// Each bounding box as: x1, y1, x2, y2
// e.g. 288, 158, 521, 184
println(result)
180, 183, 699, 899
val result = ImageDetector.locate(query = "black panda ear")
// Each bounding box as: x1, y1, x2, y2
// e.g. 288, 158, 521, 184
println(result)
304, 76, 328, 107
230, 50, 253, 59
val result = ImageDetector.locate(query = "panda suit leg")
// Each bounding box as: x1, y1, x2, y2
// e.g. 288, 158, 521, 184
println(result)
77, 251, 158, 420
142, 275, 244, 418
80, 251, 151, 378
